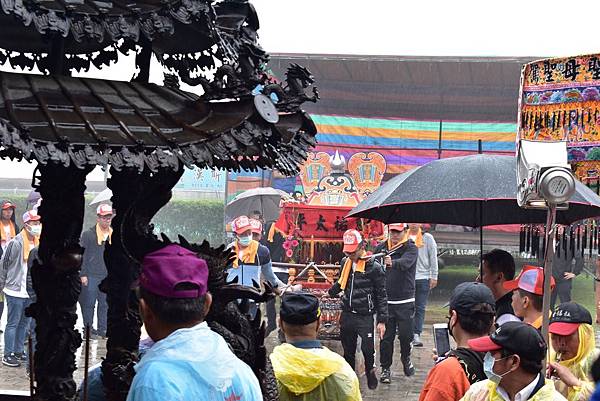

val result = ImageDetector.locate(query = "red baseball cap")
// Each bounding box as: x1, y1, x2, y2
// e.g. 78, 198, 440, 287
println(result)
96, 204, 113, 216
22, 210, 41, 223
388, 223, 407, 232
232, 216, 252, 235
343, 229, 363, 253
249, 218, 262, 234
140, 244, 208, 299
1, 201, 15, 210
503, 265, 555, 295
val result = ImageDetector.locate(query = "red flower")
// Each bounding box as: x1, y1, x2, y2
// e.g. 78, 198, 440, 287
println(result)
286, 249, 294, 258
291, 239, 299, 247
283, 241, 291, 250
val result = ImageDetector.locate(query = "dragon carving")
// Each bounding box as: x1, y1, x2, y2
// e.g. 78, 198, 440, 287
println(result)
110, 168, 279, 401
263, 63, 320, 112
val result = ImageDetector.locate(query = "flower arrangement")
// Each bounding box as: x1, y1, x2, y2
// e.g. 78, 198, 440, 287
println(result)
282, 235, 301, 261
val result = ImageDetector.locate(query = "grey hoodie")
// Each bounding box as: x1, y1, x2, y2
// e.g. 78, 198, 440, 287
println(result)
415, 232, 439, 281
0, 233, 30, 295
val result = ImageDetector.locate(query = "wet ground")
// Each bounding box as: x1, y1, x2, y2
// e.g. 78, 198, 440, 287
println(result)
0, 304, 436, 400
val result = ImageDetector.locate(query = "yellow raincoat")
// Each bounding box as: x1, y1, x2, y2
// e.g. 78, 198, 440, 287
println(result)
550, 324, 599, 401
270, 343, 362, 401
460, 378, 566, 401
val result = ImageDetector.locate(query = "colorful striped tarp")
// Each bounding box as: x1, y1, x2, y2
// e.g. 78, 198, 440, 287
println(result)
313, 114, 518, 174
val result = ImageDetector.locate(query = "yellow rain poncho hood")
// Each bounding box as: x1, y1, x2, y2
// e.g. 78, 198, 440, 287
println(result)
270, 343, 362, 401
550, 323, 599, 401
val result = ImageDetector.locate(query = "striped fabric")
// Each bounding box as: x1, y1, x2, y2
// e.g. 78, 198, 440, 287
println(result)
313, 114, 517, 174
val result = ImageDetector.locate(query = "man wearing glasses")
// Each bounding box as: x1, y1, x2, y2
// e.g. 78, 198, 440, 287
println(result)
79, 204, 113, 339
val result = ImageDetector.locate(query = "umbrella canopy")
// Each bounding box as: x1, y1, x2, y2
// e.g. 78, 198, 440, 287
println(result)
90, 188, 113, 206
349, 155, 600, 226
226, 187, 290, 223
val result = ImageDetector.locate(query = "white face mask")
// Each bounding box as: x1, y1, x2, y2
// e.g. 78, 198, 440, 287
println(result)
238, 234, 252, 246
28, 224, 41, 237
483, 352, 512, 385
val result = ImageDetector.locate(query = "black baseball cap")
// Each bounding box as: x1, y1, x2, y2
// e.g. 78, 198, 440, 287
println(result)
549, 302, 592, 336
280, 293, 321, 325
468, 321, 547, 361
449, 282, 496, 315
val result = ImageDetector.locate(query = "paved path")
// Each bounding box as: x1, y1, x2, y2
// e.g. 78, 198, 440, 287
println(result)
321, 333, 433, 401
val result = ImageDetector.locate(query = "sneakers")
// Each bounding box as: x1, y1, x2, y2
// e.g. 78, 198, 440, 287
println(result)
380, 368, 391, 384
13, 352, 28, 362
2, 353, 21, 367
412, 333, 423, 347
366, 367, 378, 390
403, 360, 416, 377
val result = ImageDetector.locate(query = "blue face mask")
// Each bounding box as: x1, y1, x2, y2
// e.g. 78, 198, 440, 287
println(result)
483, 352, 512, 385
238, 235, 252, 246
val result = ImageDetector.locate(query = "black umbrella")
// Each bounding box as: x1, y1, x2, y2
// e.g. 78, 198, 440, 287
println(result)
349, 155, 600, 227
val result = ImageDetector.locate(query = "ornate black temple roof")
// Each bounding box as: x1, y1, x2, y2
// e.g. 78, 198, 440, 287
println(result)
0, 0, 319, 174
0, 71, 316, 174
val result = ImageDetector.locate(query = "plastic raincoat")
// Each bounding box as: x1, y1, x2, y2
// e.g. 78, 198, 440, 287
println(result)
460, 378, 567, 401
550, 323, 599, 401
126, 322, 262, 401
270, 343, 362, 401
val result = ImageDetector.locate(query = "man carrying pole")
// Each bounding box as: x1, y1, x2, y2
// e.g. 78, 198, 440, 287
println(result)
328, 229, 388, 390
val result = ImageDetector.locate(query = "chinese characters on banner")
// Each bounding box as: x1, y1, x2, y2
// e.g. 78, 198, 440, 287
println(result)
274, 203, 384, 241
519, 54, 600, 152
174, 167, 226, 191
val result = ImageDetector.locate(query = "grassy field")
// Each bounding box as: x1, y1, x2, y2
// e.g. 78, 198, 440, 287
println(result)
423, 265, 598, 325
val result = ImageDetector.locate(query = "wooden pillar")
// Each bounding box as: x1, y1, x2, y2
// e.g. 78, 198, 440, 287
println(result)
30, 162, 93, 401
101, 166, 183, 401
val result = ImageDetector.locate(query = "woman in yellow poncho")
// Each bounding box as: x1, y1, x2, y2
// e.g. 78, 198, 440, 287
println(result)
547, 302, 599, 401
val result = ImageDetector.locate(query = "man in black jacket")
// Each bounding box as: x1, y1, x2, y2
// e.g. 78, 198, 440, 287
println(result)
328, 229, 388, 390
375, 223, 419, 383
551, 225, 584, 308
79, 204, 113, 339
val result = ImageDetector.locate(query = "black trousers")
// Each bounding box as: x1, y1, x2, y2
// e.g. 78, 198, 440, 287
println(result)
340, 311, 375, 373
550, 280, 572, 309
380, 302, 415, 369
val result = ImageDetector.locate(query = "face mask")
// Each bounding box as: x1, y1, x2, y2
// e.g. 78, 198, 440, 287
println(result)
483, 352, 512, 385
238, 235, 252, 246
28, 225, 41, 237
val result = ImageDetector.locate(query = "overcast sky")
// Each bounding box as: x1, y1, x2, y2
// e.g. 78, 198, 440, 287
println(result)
252, 0, 600, 58
2, 0, 600, 180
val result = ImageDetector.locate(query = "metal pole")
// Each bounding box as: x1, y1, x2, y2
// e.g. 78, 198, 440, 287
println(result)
437, 120, 443, 159
28, 336, 34, 397
478, 139, 483, 276
480, 205, 483, 278
83, 325, 91, 401
541, 204, 557, 363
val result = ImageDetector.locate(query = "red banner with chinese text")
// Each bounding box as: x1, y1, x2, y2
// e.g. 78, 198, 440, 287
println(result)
274, 202, 384, 241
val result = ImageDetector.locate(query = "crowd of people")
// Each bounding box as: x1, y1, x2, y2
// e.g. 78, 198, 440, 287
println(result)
0, 201, 113, 367
2, 201, 600, 401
